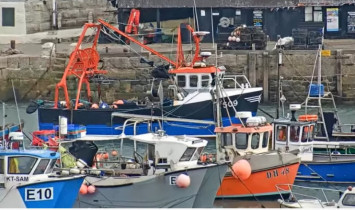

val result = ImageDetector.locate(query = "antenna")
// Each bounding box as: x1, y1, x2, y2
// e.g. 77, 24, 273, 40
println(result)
2, 102, 4, 147
11, 80, 22, 132
193, 0, 199, 31
210, 7, 215, 49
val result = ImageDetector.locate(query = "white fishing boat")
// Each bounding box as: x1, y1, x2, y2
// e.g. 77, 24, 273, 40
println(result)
41, 115, 228, 208
277, 184, 355, 208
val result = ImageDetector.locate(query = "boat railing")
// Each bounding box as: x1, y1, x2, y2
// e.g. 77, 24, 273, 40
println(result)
222, 75, 252, 89
276, 184, 342, 208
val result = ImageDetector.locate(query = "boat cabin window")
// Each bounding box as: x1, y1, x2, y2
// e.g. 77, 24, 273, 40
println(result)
342, 194, 355, 206
180, 147, 196, 161
235, 133, 248, 149
276, 125, 287, 141
221, 133, 233, 147
301, 126, 310, 142
251, 133, 260, 149
262, 132, 269, 148
189, 75, 198, 88
0, 158, 3, 174
201, 75, 210, 87
158, 158, 168, 164
309, 125, 314, 142
47, 159, 57, 173
290, 125, 300, 142
177, 75, 186, 87
8, 156, 37, 174
33, 159, 50, 175
191, 147, 204, 161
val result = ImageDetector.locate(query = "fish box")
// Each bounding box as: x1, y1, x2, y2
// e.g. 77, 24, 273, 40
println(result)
309, 84, 324, 97
67, 124, 86, 139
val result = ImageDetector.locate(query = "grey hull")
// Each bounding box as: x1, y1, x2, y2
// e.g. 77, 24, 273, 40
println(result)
75, 163, 227, 208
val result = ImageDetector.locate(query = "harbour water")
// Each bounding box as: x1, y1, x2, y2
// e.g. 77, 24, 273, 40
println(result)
3, 102, 355, 208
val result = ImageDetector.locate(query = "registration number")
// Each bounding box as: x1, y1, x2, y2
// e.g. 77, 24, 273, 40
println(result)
266, 167, 290, 179
25, 187, 53, 201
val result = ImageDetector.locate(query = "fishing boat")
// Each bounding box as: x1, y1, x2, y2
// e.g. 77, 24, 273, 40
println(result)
300, 45, 355, 148
35, 115, 228, 208
26, 19, 262, 137
0, 132, 85, 208
277, 184, 355, 208
213, 112, 300, 198
274, 104, 355, 183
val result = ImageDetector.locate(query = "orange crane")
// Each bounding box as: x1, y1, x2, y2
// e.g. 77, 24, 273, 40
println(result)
98, 19, 204, 69
54, 23, 107, 110
125, 9, 140, 35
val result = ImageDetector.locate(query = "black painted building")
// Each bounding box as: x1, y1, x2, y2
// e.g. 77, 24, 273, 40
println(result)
110, 0, 355, 41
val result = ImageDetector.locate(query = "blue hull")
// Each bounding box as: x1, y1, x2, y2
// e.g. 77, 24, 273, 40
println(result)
296, 161, 355, 183
39, 114, 256, 136
17, 176, 84, 208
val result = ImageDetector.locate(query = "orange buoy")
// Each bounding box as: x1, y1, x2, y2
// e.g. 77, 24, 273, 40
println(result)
79, 184, 88, 195
111, 150, 118, 156
176, 174, 191, 188
298, 115, 318, 122
200, 154, 207, 163
87, 185, 96, 194
113, 100, 124, 105
103, 152, 109, 160
91, 103, 99, 109
232, 159, 252, 181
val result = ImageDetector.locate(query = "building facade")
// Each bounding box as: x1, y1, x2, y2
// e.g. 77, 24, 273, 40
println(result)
0, 0, 26, 35
113, 0, 355, 40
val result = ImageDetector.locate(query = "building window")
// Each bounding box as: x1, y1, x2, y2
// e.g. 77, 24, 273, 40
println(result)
2, 8, 15, 27
305, 7, 313, 22
314, 7, 323, 22
305, 6, 323, 22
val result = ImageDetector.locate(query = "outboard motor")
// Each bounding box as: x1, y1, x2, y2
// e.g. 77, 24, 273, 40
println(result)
69, 141, 98, 167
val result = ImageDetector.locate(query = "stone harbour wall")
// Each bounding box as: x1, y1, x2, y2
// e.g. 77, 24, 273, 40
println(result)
25, 0, 115, 34
0, 48, 354, 104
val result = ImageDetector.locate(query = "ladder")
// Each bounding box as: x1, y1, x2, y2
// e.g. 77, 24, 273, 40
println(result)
303, 43, 341, 141
304, 90, 341, 141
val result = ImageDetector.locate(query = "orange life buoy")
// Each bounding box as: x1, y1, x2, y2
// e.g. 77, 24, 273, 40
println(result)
298, 115, 318, 122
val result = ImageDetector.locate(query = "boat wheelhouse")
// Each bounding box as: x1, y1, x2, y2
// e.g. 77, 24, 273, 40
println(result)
213, 113, 300, 198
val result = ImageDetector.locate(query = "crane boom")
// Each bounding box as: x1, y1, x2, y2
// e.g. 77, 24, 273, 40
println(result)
98, 19, 177, 68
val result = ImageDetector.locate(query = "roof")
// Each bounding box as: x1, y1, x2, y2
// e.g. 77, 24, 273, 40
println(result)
273, 118, 315, 126
130, 133, 207, 147
168, 66, 221, 74
115, 0, 298, 8
215, 124, 273, 133
0, 149, 59, 159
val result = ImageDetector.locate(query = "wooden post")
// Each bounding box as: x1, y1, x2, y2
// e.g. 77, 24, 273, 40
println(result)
336, 50, 343, 99
248, 52, 257, 87
262, 52, 269, 102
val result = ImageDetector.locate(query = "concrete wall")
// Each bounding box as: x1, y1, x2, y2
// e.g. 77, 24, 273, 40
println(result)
25, 0, 116, 34
0, 48, 354, 105
0, 0, 26, 35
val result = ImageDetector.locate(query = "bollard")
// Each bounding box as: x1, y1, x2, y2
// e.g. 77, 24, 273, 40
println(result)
10, 40, 15, 49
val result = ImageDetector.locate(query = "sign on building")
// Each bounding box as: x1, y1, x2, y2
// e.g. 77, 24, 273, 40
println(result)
326, 8, 339, 32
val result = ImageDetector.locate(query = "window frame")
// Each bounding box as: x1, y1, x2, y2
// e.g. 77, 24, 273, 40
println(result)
177, 75, 186, 88
180, 147, 196, 161
2, 7, 15, 27
8, 156, 37, 175
189, 75, 198, 88
235, 133, 249, 149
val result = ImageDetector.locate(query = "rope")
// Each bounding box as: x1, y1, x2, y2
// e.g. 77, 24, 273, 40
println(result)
227, 163, 266, 208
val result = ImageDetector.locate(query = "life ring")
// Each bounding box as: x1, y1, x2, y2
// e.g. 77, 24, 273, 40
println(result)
298, 115, 318, 122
